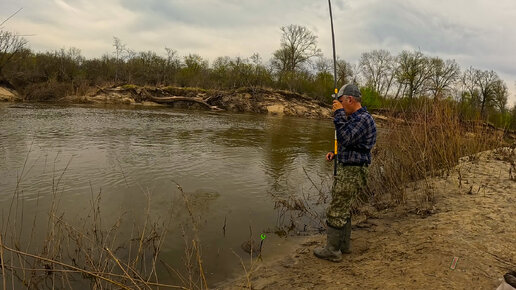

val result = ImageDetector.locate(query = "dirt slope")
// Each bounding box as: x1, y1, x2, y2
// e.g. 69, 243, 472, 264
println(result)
84, 86, 333, 119
0, 86, 19, 101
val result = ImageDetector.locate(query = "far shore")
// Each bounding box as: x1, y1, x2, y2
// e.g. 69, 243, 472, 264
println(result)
3, 84, 516, 141
0, 85, 333, 119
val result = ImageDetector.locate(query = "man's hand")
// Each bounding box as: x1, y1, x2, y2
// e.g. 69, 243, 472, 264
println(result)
332, 100, 343, 112
326, 152, 335, 161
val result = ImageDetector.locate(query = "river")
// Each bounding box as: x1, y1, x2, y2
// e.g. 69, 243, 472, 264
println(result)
0, 102, 335, 286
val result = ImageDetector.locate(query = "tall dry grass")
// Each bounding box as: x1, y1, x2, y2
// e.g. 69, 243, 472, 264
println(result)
270, 99, 510, 232
365, 99, 507, 211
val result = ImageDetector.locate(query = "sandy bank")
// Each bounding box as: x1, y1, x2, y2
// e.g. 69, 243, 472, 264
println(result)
219, 148, 516, 289
73, 86, 332, 119
0, 86, 20, 102
1, 85, 333, 118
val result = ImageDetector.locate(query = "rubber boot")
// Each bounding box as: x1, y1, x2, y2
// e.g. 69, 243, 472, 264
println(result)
313, 225, 343, 262
340, 216, 352, 254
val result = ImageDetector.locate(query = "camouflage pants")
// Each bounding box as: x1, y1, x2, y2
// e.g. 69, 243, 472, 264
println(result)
326, 165, 368, 228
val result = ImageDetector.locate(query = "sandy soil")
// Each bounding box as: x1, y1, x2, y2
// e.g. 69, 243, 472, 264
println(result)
219, 148, 516, 289
0, 87, 19, 102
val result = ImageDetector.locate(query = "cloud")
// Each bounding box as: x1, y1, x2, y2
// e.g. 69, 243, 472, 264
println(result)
1, 0, 515, 103
331, 0, 516, 102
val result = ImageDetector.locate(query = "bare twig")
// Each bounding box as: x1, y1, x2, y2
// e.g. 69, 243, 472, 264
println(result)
231, 249, 251, 289
105, 247, 142, 290
0, 243, 130, 290
0, 234, 6, 290
193, 240, 208, 289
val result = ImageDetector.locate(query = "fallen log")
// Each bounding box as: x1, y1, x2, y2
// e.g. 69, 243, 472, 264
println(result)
150, 96, 223, 111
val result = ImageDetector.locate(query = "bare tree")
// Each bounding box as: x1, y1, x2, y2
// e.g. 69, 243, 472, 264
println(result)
337, 58, 354, 85
461, 67, 503, 117
272, 25, 321, 72
491, 79, 508, 113
0, 30, 27, 79
314, 56, 332, 75
427, 57, 460, 99
113, 37, 127, 61
461, 66, 480, 104
112, 36, 130, 82
359, 49, 394, 96
55, 47, 84, 82
249, 53, 273, 88
164, 47, 181, 84
474, 69, 499, 117
313, 56, 353, 87
395, 50, 432, 99
165, 47, 181, 69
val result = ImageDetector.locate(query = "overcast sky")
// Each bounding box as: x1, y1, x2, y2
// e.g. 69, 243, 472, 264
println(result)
1, 0, 515, 105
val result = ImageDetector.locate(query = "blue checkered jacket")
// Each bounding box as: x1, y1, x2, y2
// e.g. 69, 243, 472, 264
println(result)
334, 107, 377, 165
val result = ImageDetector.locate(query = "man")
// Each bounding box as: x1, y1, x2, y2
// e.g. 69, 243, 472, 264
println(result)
313, 83, 377, 262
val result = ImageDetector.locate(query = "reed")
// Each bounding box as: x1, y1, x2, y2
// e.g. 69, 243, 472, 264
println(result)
0, 156, 210, 289
365, 99, 507, 211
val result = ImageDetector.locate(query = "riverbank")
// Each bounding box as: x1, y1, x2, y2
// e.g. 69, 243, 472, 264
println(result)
0, 86, 20, 102
3, 85, 516, 138
0, 85, 332, 119
219, 148, 516, 289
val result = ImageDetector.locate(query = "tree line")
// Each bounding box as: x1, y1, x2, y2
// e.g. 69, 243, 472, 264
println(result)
0, 24, 515, 128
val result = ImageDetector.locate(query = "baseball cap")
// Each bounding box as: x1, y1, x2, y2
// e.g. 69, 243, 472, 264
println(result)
335, 83, 361, 99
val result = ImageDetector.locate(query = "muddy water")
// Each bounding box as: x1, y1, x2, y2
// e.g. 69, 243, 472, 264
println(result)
0, 103, 335, 285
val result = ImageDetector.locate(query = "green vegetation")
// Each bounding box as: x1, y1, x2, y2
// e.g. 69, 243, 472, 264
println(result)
360, 87, 384, 110
0, 25, 515, 129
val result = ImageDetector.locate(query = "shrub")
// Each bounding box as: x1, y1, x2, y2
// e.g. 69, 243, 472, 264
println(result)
360, 87, 384, 110
23, 81, 74, 101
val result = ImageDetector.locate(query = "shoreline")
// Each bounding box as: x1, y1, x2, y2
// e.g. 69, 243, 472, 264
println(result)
0, 85, 333, 119
3, 85, 516, 139
218, 148, 516, 289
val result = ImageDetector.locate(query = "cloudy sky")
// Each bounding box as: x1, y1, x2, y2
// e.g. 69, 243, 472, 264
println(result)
1, 0, 515, 104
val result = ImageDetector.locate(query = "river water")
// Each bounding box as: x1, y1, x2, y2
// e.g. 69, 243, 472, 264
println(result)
0, 102, 335, 286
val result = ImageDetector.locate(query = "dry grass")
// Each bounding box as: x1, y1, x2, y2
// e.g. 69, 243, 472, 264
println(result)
0, 154, 210, 289
269, 169, 331, 235
270, 100, 509, 232
365, 100, 507, 212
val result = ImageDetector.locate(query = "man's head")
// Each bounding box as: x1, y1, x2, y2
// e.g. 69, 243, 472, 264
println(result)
336, 83, 362, 114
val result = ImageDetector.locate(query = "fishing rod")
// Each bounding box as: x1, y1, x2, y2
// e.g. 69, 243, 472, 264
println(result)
328, 0, 338, 176
0, 8, 23, 27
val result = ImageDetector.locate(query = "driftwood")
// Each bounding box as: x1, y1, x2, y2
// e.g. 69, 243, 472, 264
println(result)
92, 86, 223, 111
150, 96, 223, 111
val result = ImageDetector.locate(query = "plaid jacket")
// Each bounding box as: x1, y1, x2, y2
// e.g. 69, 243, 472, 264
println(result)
334, 107, 377, 165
